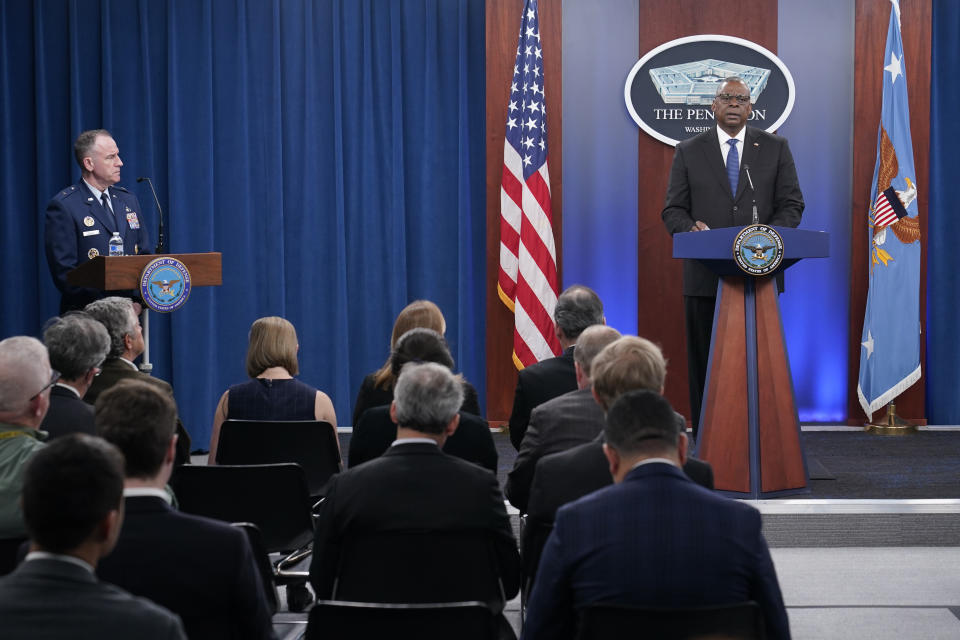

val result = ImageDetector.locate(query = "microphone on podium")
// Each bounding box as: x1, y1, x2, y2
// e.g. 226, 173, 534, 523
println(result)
137, 177, 166, 254
743, 164, 758, 225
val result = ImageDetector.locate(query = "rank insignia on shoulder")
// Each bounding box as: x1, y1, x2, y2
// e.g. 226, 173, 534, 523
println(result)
84, 216, 95, 227
88, 248, 100, 259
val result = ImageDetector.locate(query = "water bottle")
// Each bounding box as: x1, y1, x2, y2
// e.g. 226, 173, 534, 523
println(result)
108, 232, 124, 256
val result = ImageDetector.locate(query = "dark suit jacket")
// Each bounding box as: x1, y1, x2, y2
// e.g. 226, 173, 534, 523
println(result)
45, 181, 152, 312
309, 442, 520, 601
0, 557, 186, 639
39, 385, 95, 440
349, 407, 497, 474
507, 346, 577, 449
661, 126, 804, 296
97, 496, 275, 640
505, 387, 603, 513
86, 358, 192, 465
351, 374, 481, 427
524, 463, 789, 640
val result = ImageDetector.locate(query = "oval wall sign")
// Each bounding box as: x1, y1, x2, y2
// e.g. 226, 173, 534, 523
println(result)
624, 35, 795, 146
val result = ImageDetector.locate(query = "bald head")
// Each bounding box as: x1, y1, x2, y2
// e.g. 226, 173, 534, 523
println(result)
0, 336, 53, 426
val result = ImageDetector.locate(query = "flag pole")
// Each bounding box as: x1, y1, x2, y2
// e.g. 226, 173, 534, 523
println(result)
865, 401, 916, 435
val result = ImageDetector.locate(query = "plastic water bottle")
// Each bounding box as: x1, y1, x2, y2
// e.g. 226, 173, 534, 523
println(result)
108, 232, 124, 256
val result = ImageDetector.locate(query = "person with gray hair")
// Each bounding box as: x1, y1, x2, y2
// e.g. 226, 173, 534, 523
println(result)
0, 337, 53, 539
40, 313, 110, 439
310, 361, 520, 610
508, 284, 606, 450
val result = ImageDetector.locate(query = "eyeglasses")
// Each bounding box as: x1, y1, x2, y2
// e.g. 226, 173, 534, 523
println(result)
716, 93, 751, 105
31, 369, 61, 400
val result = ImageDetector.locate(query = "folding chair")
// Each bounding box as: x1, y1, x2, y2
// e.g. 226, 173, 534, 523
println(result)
306, 600, 498, 640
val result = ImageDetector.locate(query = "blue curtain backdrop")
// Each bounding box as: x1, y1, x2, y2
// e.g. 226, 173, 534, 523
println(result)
0, 0, 487, 447
927, 0, 960, 424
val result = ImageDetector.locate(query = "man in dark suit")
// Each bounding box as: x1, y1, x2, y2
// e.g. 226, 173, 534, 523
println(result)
523, 391, 789, 640
0, 434, 186, 639
508, 284, 604, 449
662, 77, 804, 435
39, 313, 110, 440
310, 362, 520, 605
83, 297, 191, 464
95, 379, 275, 640
45, 129, 152, 313
505, 325, 621, 513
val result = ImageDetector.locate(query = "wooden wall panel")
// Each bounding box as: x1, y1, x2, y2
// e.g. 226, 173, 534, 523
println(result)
848, 0, 930, 424
485, 0, 563, 422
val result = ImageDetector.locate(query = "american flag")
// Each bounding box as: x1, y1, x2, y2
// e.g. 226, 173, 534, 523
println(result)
872, 186, 908, 229
498, 0, 561, 370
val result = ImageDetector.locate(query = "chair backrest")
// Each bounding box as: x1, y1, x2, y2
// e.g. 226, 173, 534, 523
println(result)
306, 600, 497, 640
519, 516, 554, 593
170, 464, 314, 552
332, 529, 506, 612
231, 522, 279, 615
576, 601, 765, 640
0, 537, 26, 577
215, 419, 341, 497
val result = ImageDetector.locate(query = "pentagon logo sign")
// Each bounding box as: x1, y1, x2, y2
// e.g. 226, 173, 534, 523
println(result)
140, 257, 192, 313
625, 35, 795, 146
733, 225, 784, 276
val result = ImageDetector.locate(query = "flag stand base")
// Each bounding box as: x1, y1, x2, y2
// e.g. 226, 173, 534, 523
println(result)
865, 402, 917, 436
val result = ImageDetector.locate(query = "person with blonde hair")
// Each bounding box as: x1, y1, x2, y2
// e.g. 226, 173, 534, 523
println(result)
208, 316, 337, 463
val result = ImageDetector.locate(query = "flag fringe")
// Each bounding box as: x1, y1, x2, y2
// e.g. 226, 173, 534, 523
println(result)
512, 350, 525, 372
497, 283, 515, 313
857, 363, 921, 420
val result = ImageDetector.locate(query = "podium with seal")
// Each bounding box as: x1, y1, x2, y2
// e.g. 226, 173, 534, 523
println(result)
674, 226, 828, 498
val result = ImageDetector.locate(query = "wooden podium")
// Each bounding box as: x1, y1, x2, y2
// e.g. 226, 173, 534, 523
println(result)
674, 228, 828, 498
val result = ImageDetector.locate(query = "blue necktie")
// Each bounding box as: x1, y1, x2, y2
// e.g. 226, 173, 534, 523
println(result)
726, 138, 739, 195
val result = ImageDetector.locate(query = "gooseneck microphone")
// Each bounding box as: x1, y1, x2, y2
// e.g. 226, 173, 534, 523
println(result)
137, 177, 166, 254
743, 164, 758, 225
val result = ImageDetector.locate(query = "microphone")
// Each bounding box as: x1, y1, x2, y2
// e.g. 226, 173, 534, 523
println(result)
743, 164, 758, 225
137, 177, 166, 254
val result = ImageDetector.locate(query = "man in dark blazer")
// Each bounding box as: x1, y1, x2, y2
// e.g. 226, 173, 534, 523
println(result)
508, 284, 605, 449
662, 77, 804, 435
45, 129, 152, 313
523, 391, 789, 640
310, 362, 520, 605
84, 297, 191, 465
0, 434, 186, 639
39, 313, 110, 440
95, 379, 275, 640
505, 325, 621, 513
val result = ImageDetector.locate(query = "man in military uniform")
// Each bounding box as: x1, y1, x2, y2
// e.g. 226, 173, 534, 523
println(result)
45, 129, 151, 313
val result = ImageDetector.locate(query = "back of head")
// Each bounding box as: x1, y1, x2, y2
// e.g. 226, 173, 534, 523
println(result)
390, 328, 455, 377
95, 379, 177, 480
43, 312, 111, 380
22, 433, 124, 554
554, 285, 604, 342
245, 316, 299, 378
0, 336, 50, 419
374, 301, 447, 389
393, 362, 464, 434
591, 336, 667, 411
573, 325, 622, 381
604, 389, 680, 458
84, 297, 135, 358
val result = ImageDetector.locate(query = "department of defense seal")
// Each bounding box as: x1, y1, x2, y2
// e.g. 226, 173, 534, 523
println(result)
733, 224, 784, 276
139, 257, 192, 313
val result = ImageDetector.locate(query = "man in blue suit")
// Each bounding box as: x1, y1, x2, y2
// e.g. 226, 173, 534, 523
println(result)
45, 129, 151, 312
523, 390, 790, 640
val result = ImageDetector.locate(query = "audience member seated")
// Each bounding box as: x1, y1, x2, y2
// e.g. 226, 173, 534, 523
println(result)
523, 390, 789, 640
0, 337, 52, 540
349, 328, 492, 469
84, 297, 191, 465
505, 325, 621, 513
208, 316, 337, 463
310, 362, 520, 603
96, 380, 276, 640
352, 299, 480, 425
40, 312, 110, 439
0, 434, 187, 639
507, 285, 605, 450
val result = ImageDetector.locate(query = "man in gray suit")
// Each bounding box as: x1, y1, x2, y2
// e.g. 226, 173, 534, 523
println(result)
505, 325, 621, 513
0, 434, 186, 639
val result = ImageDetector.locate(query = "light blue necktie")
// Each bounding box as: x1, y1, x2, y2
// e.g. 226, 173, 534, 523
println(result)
726, 138, 739, 195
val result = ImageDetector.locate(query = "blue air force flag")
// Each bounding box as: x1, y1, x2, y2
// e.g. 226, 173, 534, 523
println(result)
857, 0, 922, 420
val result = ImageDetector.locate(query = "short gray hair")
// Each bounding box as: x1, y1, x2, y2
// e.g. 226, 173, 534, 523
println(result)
74, 129, 111, 168
716, 77, 749, 96
574, 325, 622, 380
84, 297, 136, 358
0, 336, 50, 415
44, 313, 110, 380
554, 285, 604, 341
393, 362, 464, 434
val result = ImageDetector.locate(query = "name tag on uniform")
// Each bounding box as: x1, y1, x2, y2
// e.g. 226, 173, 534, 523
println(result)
82, 230, 101, 237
